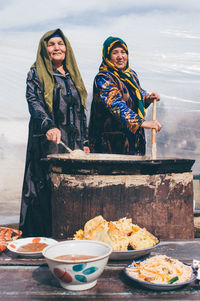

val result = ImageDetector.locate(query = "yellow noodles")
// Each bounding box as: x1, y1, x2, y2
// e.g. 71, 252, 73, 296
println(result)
126, 255, 192, 284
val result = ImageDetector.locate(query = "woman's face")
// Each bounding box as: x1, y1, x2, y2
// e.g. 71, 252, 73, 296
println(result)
47, 37, 66, 65
110, 46, 128, 71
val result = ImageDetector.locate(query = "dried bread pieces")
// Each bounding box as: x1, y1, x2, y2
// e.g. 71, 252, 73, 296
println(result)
107, 221, 129, 251
112, 217, 133, 236
84, 215, 106, 239
73, 216, 158, 251
129, 228, 159, 250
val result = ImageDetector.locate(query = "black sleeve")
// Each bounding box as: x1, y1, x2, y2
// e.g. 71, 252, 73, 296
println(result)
80, 105, 89, 146
26, 68, 56, 134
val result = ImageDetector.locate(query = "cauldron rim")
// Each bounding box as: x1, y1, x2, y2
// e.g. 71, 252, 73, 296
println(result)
46, 153, 194, 162
41, 154, 195, 175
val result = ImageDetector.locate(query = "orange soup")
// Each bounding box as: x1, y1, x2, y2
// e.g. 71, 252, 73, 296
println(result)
18, 242, 48, 252
54, 254, 98, 261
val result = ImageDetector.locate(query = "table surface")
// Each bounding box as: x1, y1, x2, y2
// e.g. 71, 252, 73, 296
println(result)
0, 239, 200, 300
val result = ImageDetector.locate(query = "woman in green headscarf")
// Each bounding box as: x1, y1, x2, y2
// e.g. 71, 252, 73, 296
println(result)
19, 29, 89, 237
88, 36, 161, 155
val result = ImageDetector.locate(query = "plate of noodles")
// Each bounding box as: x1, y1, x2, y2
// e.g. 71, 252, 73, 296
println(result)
124, 255, 196, 290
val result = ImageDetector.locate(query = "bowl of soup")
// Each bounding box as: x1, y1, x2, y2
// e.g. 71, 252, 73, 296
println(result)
42, 240, 112, 291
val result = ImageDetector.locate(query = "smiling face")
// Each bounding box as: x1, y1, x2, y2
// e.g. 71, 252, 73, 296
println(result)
110, 45, 128, 71
47, 36, 66, 66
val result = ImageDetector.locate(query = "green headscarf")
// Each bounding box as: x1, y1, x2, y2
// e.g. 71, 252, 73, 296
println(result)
33, 28, 87, 112
100, 36, 145, 118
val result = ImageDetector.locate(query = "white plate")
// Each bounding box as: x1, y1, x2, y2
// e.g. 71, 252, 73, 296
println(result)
7, 237, 58, 258
124, 260, 196, 291
109, 241, 160, 260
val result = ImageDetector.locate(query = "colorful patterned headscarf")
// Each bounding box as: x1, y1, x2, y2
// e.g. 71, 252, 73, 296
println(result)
33, 28, 87, 112
100, 36, 145, 118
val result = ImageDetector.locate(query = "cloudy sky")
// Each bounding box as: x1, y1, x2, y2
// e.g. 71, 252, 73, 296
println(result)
0, 0, 200, 213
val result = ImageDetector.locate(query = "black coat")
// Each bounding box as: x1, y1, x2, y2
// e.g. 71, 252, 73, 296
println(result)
19, 67, 88, 237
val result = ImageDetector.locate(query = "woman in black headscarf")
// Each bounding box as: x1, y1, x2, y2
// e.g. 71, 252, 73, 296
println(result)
19, 29, 89, 237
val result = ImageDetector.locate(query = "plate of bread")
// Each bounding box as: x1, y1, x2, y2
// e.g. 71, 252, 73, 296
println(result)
73, 216, 159, 260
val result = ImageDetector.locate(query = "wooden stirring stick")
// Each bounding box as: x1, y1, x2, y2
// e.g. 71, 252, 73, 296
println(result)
59, 141, 73, 153
151, 99, 157, 159
59, 141, 85, 156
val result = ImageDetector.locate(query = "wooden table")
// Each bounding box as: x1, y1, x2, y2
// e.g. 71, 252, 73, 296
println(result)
0, 239, 200, 300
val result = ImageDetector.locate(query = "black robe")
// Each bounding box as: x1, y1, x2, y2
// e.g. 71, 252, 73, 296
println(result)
19, 67, 88, 237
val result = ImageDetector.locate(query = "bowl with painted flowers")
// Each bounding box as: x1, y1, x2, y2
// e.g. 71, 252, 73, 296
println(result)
42, 239, 112, 291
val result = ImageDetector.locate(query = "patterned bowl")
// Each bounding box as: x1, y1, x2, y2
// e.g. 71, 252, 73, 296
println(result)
42, 240, 112, 291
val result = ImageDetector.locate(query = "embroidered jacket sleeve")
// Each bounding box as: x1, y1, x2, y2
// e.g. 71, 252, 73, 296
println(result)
26, 68, 56, 134
95, 72, 144, 134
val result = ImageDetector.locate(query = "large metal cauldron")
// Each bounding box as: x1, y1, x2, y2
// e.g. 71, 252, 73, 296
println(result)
43, 154, 195, 239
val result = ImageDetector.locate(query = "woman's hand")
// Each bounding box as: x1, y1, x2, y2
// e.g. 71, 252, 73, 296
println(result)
46, 128, 61, 144
145, 92, 160, 103
149, 92, 160, 102
141, 120, 162, 132
83, 146, 90, 154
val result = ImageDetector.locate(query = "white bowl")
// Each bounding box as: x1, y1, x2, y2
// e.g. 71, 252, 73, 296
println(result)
42, 240, 112, 291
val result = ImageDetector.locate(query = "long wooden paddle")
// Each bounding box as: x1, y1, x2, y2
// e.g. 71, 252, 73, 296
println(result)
151, 99, 157, 159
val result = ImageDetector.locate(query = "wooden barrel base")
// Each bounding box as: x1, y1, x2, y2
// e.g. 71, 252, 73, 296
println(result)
50, 172, 194, 239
